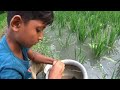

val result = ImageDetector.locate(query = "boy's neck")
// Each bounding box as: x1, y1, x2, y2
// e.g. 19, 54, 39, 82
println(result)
6, 28, 23, 57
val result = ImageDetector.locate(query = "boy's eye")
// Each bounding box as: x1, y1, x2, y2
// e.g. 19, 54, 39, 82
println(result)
36, 29, 42, 33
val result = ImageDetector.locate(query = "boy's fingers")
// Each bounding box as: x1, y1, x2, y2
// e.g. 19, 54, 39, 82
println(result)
53, 60, 65, 72
53, 60, 57, 65
61, 63, 65, 73
58, 61, 65, 73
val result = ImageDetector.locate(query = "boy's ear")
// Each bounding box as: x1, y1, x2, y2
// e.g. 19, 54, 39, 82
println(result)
10, 15, 23, 31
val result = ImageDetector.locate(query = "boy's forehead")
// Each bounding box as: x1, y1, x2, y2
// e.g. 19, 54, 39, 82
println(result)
28, 20, 46, 28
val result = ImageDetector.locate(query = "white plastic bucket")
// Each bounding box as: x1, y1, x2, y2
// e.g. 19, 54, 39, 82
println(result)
44, 59, 88, 79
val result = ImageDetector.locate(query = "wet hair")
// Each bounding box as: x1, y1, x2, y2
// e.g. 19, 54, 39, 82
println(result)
7, 11, 54, 27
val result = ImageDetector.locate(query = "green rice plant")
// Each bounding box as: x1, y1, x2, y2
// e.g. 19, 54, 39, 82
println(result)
76, 18, 89, 43
89, 17, 105, 39
57, 38, 64, 48
67, 12, 79, 33
74, 46, 86, 64
106, 25, 118, 53
65, 33, 72, 48
54, 11, 67, 28
57, 33, 73, 48
89, 28, 109, 58
95, 61, 108, 79
32, 37, 54, 58
0, 12, 7, 28
0, 12, 7, 38
54, 11, 68, 36
111, 60, 120, 79
66, 12, 89, 43
67, 12, 86, 33
114, 21, 120, 39
89, 16, 120, 58
54, 11, 120, 59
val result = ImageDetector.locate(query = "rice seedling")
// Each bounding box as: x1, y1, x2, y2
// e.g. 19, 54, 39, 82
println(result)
74, 46, 86, 64
57, 33, 73, 48
67, 12, 80, 33
66, 12, 89, 43
54, 11, 68, 28
111, 60, 120, 79
65, 33, 72, 47
89, 30, 108, 58
106, 26, 118, 54
75, 18, 88, 43
54, 11, 68, 36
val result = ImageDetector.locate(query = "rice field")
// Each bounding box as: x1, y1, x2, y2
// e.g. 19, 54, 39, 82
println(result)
0, 11, 120, 79
53, 11, 120, 58
44, 11, 120, 79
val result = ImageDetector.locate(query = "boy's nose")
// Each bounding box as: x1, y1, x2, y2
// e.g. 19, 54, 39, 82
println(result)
38, 36, 43, 41
38, 32, 44, 41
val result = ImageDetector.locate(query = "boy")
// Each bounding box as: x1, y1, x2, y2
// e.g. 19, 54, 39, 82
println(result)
0, 11, 65, 79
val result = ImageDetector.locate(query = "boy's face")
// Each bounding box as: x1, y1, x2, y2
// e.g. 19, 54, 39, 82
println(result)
10, 15, 47, 48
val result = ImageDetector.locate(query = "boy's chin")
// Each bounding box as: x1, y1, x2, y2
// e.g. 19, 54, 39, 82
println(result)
27, 45, 33, 48
23, 43, 36, 48
24, 44, 33, 48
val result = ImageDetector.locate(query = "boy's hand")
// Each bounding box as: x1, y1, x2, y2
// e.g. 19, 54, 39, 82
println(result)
48, 60, 65, 79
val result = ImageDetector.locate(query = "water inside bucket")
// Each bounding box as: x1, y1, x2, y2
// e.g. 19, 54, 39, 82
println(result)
62, 64, 83, 79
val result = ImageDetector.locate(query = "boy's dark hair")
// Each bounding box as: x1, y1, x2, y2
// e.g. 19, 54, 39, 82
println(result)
7, 11, 54, 26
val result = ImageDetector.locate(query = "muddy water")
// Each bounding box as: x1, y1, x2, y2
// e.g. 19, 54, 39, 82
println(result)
44, 26, 120, 79
62, 65, 83, 79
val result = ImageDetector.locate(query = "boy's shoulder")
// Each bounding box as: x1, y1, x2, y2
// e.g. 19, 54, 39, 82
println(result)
0, 36, 10, 55
0, 36, 15, 65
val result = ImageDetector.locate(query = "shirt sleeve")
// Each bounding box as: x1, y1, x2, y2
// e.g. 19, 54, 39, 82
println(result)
0, 68, 23, 79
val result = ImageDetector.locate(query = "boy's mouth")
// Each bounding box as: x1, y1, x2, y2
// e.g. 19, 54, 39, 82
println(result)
35, 41, 39, 44
33, 41, 39, 45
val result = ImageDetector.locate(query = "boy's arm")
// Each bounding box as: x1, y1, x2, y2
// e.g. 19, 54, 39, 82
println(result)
27, 49, 56, 65
27, 49, 65, 79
